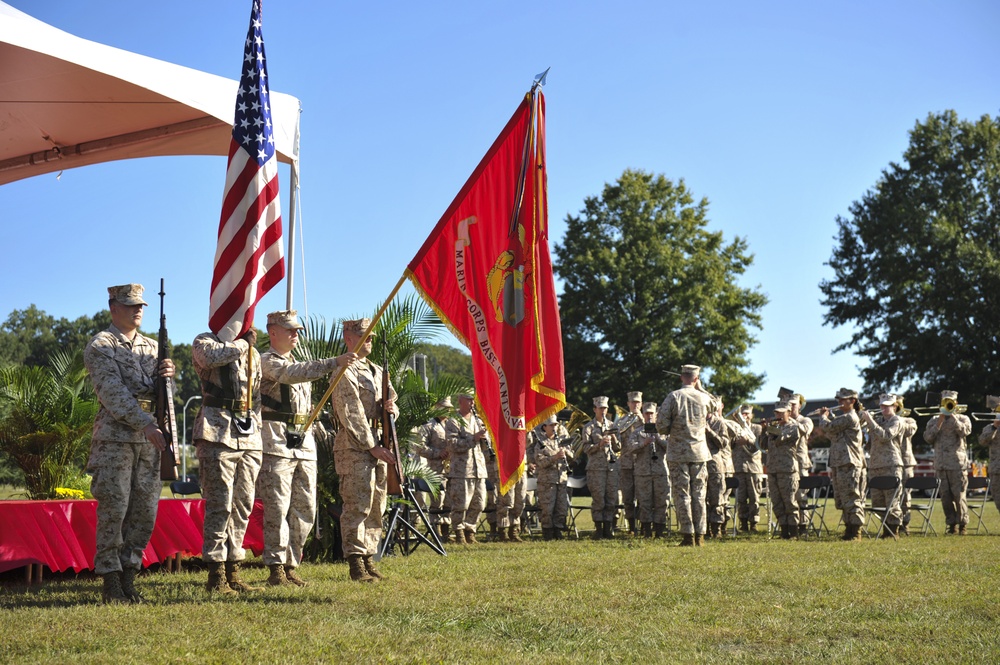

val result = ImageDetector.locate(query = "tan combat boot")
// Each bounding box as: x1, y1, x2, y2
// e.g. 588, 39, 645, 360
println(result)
347, 554, 374, 583
362, 556, 384, 581
284, 566, 307, 587
679, 533, 695, 547
508, 525, 523, 543
464, 528, 479, 545
496, 524, 510, 542
226, 561, 262, 592
101, 572, 127, 605
441, 523, 455, 543
205, 562, 237, 596
489, 522, 498, 541
267, 563, 291, 586
695, 533, 705, 547
958, 524, 967, 536
120, 567, 144, 604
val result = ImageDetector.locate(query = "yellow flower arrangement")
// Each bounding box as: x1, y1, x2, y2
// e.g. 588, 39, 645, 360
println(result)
55, 487, 85, 500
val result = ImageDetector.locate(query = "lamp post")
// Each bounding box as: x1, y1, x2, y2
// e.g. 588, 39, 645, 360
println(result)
181, 395, 202, 480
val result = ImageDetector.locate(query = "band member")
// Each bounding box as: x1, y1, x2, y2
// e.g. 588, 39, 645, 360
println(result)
760, 403, 800, 539
657, 365, 715, 547
446, 391, 490, 545
628, 402, 670, 537
924, 390, 972, 534
583, 396, 621, 539
788, 394, 814, 536
815, 388, 866, 541
534, 414, 574, 539
897, 397, 918, 534
616, 391, 644, 535
416, 398, 453, 540
705, 400, 734, 538
860, 393, 905, 539
978, 404, 1000, 518
732, 405, 763, 533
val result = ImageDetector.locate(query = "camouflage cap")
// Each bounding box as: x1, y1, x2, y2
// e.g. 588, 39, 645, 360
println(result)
642, 401, 657, 414
680, 364, 700, 376
593, 396, 609, 408
342, 317, 373, 337
835, 387, 858, 400
542, 414, 558, 426
740, 403, 754, 413
941, 390, 958, 401
266, 310, 304, 330
457, 390, 475, 400
773, 403, 789, 413
107, 283, 148, 306
627, 391, 643, 402
986, 395, 1000, 411
879, 393, 898, 406
435, 396, 453, 408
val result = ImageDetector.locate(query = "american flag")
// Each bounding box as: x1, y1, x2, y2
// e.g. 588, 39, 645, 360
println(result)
209, 0, 284, 341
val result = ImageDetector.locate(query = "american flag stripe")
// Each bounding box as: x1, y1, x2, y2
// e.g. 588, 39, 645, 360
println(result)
209, 0, 284, 342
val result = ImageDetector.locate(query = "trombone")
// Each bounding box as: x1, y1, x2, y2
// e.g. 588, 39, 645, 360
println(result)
970, 395, 1000, 421
912, 397, 967, 417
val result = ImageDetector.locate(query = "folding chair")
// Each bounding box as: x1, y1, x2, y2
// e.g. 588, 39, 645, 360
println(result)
410, 477, 451, 524
725, 476, 739, 536
521, 476, 541, 537
566, 475, 589, 539
904, 476, 940, 536
967, 476, 991, 535
169, 478, 200, 498
798, 475, 832, 537
863, 475, 903, 540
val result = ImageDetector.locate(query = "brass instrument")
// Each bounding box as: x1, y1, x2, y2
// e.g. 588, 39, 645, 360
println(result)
912, 392, 968, 417
970, 395, 1000, 422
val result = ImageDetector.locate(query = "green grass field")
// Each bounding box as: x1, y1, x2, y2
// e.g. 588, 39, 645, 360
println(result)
2, 495, 1000, 664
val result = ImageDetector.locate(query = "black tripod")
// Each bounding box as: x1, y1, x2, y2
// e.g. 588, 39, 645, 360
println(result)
376, 479, 447, 560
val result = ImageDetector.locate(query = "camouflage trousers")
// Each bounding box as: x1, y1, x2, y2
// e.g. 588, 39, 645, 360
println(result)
334, 449, 387, 558
485, 469, 499, 526
900, 466, 914, 525
706, 470, 733, 525
536, 482, 569, 529
426, 477, 450, 526
937, 468, 968, 527
634, 473, 670, 525
830, 465, 865, 527
768, 472, 800, 527
449, 477, 486, 532
619, 466, 636, 521
497, 473, 527, 528
869, 466, 903, 526
734, 472, 763, 524
257, 454, 317, 567
197, 441, 262, 562
796, 471, 812, 526
668, 462, 707, 535
87, 440, 160, 575
587, 466, 620, 523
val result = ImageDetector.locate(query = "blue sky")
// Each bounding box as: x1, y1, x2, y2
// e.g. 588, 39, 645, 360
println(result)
3, 1, 998, 403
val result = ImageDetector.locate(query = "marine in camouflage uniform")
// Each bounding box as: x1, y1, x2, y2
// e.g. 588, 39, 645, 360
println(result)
816, 388, 866, 541
897, 399, 918, 533
415, 398, 452, 539
446, 392, 490, 544
731, 405, 763, 533
705, 401, 734, 538
258, 310, 355, 586
923, 390, 972, 534
483, 444, 501, 538
760, 403, 801, 539
534, 415, 574, 539
628, 402, 670, 537
332, 318, 399, 582
193, 325, 263, 594
583, 396, 621, 539
788, 396, 814, 536
616, 392, 644, 535
84, 284, 173, 604
656, 365, 715, 547
860, 394, 905, 539
977, 412, 1000, 517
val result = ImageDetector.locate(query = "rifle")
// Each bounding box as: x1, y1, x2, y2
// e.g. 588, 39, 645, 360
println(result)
155, 279, 179, 481
381, 335, 405, 495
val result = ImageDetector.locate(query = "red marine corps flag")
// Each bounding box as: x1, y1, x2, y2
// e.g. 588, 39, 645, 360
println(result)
209, 0, 284, 340
407, 82, 566, 493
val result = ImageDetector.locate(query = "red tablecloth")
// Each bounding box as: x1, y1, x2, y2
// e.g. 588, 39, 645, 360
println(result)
0, 499, 264, 574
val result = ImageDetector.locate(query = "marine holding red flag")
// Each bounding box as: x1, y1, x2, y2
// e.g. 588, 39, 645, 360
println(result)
407, 88, 566, 493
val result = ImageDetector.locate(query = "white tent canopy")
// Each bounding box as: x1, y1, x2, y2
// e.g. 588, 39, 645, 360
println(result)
0, 1, 301, 186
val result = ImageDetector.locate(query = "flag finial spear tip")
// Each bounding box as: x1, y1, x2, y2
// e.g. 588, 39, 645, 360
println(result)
533, 67, 551, 89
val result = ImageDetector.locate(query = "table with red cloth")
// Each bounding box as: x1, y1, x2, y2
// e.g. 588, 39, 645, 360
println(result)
0, 499, 264, 574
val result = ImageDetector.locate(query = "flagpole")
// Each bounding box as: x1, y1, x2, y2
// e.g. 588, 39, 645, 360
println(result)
303, 272, 408, 430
